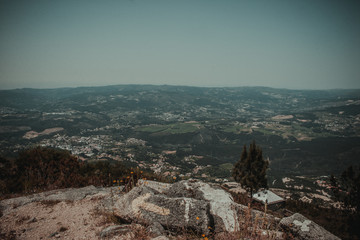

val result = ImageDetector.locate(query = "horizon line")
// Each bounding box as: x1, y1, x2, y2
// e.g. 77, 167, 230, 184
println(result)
0, 83, 359, 92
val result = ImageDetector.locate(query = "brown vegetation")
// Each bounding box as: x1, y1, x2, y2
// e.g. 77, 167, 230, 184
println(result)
0, 146, 166, 199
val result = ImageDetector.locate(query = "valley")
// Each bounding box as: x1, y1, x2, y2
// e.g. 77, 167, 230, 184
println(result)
1, 85, 360, 205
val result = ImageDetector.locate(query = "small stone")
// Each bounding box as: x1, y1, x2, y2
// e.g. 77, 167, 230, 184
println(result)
28, 217, 37, 223
49, 232, 59, 238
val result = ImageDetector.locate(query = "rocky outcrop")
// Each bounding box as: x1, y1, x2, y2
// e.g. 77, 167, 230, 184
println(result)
0, 180, 342, 240
114, 181, 212, 236
113, 179, 277, 237
280, 213, 341, 240
164, 179, 240, 232
112, 179, 342, 239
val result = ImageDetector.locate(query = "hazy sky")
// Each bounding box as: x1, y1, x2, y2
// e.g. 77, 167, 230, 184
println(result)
0, 0, 359, 90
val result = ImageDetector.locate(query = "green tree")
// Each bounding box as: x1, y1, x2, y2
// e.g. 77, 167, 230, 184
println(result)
329, 165, 360, 238
0, 156, 15, 194
330, 165, 360, 213
232, 140, 269, 197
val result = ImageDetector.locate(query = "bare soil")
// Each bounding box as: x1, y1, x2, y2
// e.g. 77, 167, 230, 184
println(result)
0, 195, 137, 240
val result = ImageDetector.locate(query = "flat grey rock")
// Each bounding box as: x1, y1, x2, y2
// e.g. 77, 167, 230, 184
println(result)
280, 213, 341, 240
113, 184, 211, 235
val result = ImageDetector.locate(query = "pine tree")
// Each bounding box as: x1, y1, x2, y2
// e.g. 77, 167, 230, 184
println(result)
340, 165, 360, 213
232, 140, 269, 197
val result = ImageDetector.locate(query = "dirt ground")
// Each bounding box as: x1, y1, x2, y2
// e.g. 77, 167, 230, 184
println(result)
0, 195, 140, 240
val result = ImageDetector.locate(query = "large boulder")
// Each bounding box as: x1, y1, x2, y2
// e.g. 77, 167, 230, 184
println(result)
280, 213, 341, 240
164, 179, 239, 232
113, 179, 241, 236
113, 183, 211, 236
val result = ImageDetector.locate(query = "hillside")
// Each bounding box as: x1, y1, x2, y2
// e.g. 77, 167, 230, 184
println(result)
1, 85, 360, 203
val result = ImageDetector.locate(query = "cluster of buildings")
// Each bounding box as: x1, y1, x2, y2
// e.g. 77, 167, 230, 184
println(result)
38, 133, 210, 180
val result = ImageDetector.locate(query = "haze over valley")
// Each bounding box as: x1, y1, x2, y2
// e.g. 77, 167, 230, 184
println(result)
1, 85, 359, 206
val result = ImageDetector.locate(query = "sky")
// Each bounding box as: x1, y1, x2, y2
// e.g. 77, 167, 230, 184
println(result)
0, 0, 359, 90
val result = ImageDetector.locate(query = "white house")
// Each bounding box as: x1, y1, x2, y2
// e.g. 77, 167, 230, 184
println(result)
252, 190, 285, 209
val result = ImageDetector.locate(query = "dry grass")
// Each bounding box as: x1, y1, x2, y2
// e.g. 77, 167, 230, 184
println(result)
156, 202, 283, 240
233, 203, 282, 240
131, 224, 153, 240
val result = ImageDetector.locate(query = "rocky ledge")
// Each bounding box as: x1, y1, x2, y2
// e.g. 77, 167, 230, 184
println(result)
0, 179, 340, 239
